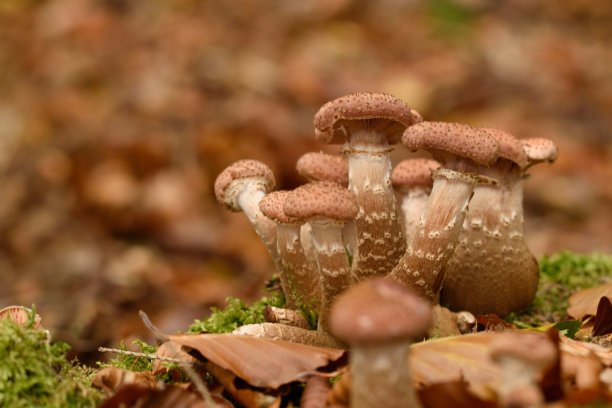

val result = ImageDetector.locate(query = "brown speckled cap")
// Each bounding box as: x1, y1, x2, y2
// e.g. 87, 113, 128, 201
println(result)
314, 93, 423, 144
328, 278, 432, 345
283, 181, 358, 222
392, 158, 440, 189
402, 122, 499, 166
296, 152, 349, 187
214, 160, 275, 208
259, 191, 301, 225
522, 138, 558, 164
490, 332, 556, 368
482, 128, 529, 168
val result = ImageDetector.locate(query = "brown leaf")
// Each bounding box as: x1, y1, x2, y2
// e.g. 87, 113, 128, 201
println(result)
475, 314, 515, 332
168, 333, 348, 389
592, 297, 612, 336
567, 282, 612, 320
98, 383, 233, 408
92, 367, 157, 393
417, 380, 498, 408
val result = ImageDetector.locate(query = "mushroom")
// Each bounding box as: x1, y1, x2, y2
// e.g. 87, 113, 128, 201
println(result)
284, 181, 358, 332
391, 158, 440, 243
328, 278, 432, 408
295, 151, 354, 267
387, 122, 499, 302
314, 92, 423, 281
300, 375, 332, 408
441, 128, 540, 316
213, 159, 282, 271
489, 332, 557, 408
259, 190, 321, 312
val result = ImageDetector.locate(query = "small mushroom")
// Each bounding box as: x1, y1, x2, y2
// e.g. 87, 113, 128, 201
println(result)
441, 128, 544, 316
387, 121, 499, 302
391, 158, 440, 243
314, 93, 423, 281
328, 278, 432, 408
489, 332, 557, 408
259, 190, 321, 312
284, 181, 358, 332
214, 159, 282, 273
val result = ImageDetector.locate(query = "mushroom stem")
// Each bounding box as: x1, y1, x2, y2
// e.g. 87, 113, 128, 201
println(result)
387, 168, 477, 301
400, 187, 430, 244
350, 343, 420, 408
234, 184, 278, 260
346, 140, 405, 281
276, 223, 322, 313
309, 217, 353, 332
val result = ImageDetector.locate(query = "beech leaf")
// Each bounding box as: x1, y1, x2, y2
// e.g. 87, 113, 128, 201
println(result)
567, 282, 612, 320
168, 333, 347, 389
592, 297, 612, 336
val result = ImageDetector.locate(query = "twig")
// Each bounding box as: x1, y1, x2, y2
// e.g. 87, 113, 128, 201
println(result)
97, 346, 204, 367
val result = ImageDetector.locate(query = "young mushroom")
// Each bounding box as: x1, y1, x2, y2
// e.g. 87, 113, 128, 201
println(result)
283, 181, 358, 332
314, 92, 423, 281
489, 332, 557, 408
387, 122, 499, 302
213, 159, 282, 271
441, 128, 541, 316
328, 278, 432, 408
391, 158, 440, 244
259, 190, 321, 312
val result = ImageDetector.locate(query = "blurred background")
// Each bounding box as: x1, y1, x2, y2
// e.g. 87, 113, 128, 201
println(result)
0, 0, 610, 363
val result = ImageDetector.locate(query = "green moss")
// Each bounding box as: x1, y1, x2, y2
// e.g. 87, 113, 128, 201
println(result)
509, 251, 612, 327
99, 339, 156, 372
0, 306, 102, 408
188, 292, 285, 334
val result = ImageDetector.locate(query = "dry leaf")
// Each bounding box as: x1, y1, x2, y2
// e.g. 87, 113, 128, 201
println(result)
97, 383, 233, 408
475, 314, 515, 332
168, 333, 348, 389
567, 282, 612, 320
417, 380, 497, 408
592, 297, 612, 336
92, 367, 157, 393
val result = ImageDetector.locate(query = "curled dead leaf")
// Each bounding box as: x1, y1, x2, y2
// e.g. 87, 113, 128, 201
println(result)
567, 282, 612, 320
92, 367, 157, 393
97, 383, 233, 408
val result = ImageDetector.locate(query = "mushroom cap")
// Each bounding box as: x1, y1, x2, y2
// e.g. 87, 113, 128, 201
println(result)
296, 152, 349, 187
0, 305, 44, 331
392, 158, 440, 190
283, 181, 358, 222
489, 332, 557, 368
402, 122, 500, 166
522, 138, 558, 164
259, 191, 301, 225
481, 128, 529, 168
214, 160, 275, 209
328, 278, 433, 345
314, 92, 423, 145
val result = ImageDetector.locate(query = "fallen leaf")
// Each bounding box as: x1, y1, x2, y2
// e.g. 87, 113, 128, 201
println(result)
592, 297, 612, 336
98, 383, 233, 408
567, 282, 612, 320
417, 380, 497, 408
168, 333, 348, 389
92, 367, 157, 393
475, 314, 514, 332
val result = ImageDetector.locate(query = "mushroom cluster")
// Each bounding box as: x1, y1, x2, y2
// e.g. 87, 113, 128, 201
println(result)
214, 92, 558, 343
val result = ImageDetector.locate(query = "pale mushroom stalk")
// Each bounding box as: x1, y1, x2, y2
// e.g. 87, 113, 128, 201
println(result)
308, 217, 353, 332
387, 167, 477, 300
259, 190, 322, 312
386, 122, 499, 302
400, 186, 430, 242
314, 93, 423, 281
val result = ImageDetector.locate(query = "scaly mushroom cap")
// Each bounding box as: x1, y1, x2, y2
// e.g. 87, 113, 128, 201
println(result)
490, 332, 557, 369
259, 191, 300, 225
314, 92, 423, 145
329, 278, 432, 345
402, 122, 500, 166
522, 138, 559, 164
214, 159, 275, 211
392, 158, 440, 190
482, 128, 529, 168
284, 181, 358, 222
296, 152, 349, 187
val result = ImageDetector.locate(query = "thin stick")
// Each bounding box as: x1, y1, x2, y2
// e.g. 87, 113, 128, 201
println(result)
97, 347, 203, 367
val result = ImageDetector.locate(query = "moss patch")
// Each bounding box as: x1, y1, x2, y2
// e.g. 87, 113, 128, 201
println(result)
509, 251, 612, 327
188, 292, 285, 334
0, 307, 102, 408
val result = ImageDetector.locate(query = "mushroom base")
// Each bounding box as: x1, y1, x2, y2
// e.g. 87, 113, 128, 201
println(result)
350, 342, 421, 408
